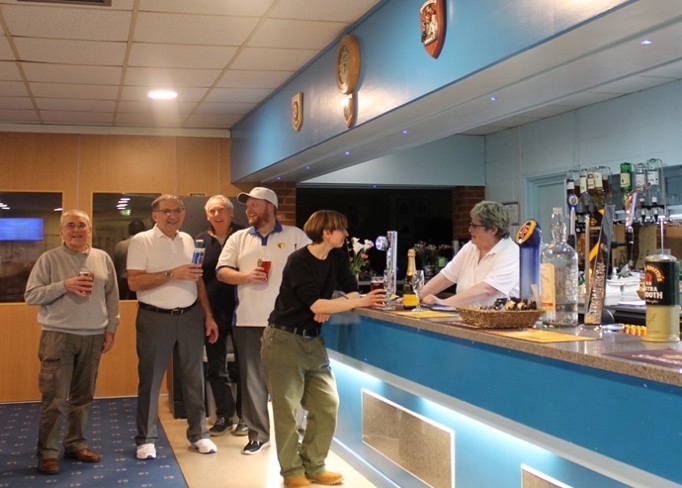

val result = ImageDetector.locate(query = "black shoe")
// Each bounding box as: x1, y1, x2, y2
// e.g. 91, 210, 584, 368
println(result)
241, 440, 270, 455
209, 417, 233, 437
232, 419, 248, 436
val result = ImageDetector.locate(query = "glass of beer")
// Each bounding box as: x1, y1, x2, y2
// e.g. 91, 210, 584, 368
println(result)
370, 275, 385, 292
258, 257, 272, 279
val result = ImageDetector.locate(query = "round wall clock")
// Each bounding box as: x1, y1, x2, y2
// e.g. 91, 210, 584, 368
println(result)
335, 34, 361, 94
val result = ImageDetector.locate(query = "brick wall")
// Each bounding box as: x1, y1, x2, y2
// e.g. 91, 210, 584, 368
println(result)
267, 182, 297, 226
452, 186, 485, 240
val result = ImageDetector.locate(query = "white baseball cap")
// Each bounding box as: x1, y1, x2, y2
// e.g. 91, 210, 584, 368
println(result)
237, 187, 278, 208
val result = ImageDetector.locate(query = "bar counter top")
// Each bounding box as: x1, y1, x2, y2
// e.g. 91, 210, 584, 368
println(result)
354, 306, 682, 388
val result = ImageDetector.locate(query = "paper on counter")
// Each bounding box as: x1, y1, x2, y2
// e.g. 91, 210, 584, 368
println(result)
393, 310, 457, 318
486, 329, 596, 343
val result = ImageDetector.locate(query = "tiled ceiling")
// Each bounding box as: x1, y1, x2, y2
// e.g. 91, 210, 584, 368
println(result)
0, 0, 381, 130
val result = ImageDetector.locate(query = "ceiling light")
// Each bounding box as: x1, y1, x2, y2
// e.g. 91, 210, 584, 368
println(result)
148, 90, 177, 100
489, 96, 497, 102
640, 39, 652, 45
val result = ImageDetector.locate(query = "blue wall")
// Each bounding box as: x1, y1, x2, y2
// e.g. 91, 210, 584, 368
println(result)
230, 0, 629, 181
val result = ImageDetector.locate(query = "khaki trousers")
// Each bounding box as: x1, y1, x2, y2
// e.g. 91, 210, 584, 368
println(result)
261, 326, 339, 478
37, 330, 104, 460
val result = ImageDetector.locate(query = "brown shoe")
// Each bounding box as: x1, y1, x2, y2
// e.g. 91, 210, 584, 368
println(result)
306, 471, 343, 485
284, 475, 311, 487
65, 448, 101, 463
37, 457, 60, 475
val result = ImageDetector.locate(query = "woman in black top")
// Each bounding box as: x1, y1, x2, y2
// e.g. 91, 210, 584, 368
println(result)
262, 210, 384, 488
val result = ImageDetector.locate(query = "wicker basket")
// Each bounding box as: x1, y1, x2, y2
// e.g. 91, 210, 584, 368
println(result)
457, 306, 543, 329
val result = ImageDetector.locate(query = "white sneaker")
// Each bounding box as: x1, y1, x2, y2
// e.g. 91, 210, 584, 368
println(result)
190, 438, 217, 454
136, 443, 156, 460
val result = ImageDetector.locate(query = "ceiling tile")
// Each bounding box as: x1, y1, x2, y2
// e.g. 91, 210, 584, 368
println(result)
124, 67, 221, 88
270, 0, 381, 22
120, 85, 208, 102
0, 108, 39, 123
0, 80, 31, 97
203, 87, 274, 104
193, 101, 256, 115
133, 12, 258, 46
29, 82, 119, 99
116, 99, 196, 114
40, 110, 114, 124
114, 111, 183, 127
0, 96, 33, 110
1, 4, 131, 41
128, 43, 238, 69
184, 112, 243, 128
21, 63, 122, 84
139, 0, 274, 17
249, 19, 347, 49
14, 38, 126, 65
35, 98, 116, 112
229, 47, 318, 71
0, 35, 13, 60
0, 61, 21, 80
215, 69, 293, 89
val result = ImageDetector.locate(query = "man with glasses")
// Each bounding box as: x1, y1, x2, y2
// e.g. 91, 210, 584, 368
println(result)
421, 200, 519, 307
25, 210, 119, 475
127, 194, 219, 460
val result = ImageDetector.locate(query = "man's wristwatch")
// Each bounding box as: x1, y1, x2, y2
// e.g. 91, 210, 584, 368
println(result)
164, 270, 172, 279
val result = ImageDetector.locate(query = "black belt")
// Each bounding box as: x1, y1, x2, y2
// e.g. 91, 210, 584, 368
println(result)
139, 301, 197, 315
269, 323, 320, 338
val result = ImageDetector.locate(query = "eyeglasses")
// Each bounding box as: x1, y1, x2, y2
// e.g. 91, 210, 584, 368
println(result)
468, 221, 487, 229
155, 208, 184, 216
64, 222, 88, 230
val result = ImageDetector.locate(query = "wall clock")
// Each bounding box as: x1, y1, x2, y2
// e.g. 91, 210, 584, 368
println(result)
335, 34, 361, 94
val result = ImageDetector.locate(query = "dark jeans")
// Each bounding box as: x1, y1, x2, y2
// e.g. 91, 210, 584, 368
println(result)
205, 311, 237, 420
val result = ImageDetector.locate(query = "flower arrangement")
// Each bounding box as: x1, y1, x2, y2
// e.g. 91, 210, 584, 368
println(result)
347, 237, 374, 275
413, 241, 438, 266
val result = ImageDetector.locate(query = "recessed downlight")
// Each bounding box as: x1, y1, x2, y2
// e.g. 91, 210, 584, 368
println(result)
148, 89, 177, 100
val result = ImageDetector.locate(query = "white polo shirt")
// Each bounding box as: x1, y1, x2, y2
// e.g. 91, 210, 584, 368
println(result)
216, 222, 310, 327
127, 225, 198, 309
440, 237, 520, 303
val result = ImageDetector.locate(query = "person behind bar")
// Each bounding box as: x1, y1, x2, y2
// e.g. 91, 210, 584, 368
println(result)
262, 209, 384, 488
421, 200, 519, 307
196, 195, 244, 436
127, 194, 219, 461
25, 209, 119, 475
113, 218, 146, 300
216, 187, 310, 455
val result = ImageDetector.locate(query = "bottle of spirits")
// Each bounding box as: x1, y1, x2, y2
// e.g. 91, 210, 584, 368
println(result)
646, 158, 663, 221
620, 161, 633, 193
634, 162, 648, 222
540, 208, 579, 327
402, 248, 418, 310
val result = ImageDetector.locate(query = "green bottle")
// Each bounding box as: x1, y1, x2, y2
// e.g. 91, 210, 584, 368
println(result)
620, 162, 633, 193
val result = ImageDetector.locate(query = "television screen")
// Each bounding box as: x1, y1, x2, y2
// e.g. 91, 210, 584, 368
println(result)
0, 218, 44, 241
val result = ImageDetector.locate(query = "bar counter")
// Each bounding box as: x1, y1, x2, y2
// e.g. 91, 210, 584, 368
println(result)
322, 307, 682, 488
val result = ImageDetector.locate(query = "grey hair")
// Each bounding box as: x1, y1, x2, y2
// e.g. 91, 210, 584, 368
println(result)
470, 201, 510, 239
60, 209, 91, 228
204, 195, 234, 213
151, 194, 184, 211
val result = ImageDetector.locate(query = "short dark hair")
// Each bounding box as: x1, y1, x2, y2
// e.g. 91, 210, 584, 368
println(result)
303, 210, 348, 244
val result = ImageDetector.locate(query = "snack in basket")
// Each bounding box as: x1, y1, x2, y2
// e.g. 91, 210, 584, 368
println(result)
457, 297, 542, 328
479, 297, 538, 311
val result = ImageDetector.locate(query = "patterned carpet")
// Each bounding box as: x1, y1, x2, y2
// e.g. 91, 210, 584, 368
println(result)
0, 397, 186, 488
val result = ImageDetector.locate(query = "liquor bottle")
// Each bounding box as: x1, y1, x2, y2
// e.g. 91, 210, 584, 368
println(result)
619, 161, 633, 193
646, 158, 663, 221
578, 167, 592, 215
540, 208, 578, 327
402, 248, 418, 310
634, 162, 648, 222
588, 167, 606, 210
191, 239, 205, 265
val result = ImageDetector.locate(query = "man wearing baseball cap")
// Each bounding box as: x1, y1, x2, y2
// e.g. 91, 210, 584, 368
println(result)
216, 187, 310, 455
